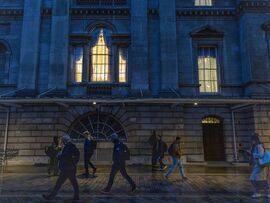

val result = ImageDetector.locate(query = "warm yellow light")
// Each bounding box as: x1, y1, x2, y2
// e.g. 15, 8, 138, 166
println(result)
119, 52, 127, 83
91, 30, 110, 82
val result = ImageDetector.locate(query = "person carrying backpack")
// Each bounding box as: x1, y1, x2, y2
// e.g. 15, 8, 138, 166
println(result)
43, 134, 80, 201
45, 136, 61, 176
101, 133, 136, 193
165, 136, 187, 180
82, 131, 97, 178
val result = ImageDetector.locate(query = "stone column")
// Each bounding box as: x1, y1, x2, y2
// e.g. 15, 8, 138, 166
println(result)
48, 0, 70, 92
130, 0, 149, 91
18, 0, 42, 94
159, 0, 179, 89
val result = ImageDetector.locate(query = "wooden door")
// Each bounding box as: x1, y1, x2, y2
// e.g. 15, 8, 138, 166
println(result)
202, 117, 225, 161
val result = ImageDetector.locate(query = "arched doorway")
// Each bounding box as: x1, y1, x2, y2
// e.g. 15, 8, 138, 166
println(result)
202, 116, 225, 161
68, 112, 127, 141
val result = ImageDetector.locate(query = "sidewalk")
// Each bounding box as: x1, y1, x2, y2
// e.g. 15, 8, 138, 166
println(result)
0, 165, 261, 203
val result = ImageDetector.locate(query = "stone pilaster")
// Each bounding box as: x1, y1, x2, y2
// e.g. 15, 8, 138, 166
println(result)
159, 0, 179, 89
18, 0, 42, 94
48, 0, 70, 91
130, 0, 149, 91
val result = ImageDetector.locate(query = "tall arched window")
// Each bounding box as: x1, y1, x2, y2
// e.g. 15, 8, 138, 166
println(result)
0, 44, 7, 84
91, 29, 111, 82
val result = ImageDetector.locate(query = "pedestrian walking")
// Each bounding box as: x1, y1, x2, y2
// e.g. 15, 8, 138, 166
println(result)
101, 133, 136, 193
246, 133, 269, 198
43, 135, 80, 201
165, 136, 187, 180
45, 136, 62, 176
82, 131, 97, 178
148, 130, 159, 171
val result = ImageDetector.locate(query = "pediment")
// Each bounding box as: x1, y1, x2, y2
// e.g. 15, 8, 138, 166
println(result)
190, 25, 224, 38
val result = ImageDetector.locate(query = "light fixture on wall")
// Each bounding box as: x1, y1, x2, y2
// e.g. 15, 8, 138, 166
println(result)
194, 102, 198, 106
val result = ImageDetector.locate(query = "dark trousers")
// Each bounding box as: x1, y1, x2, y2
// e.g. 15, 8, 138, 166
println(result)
106, 163, 135, 191
49, 168, 79, 198
84, 153, 96, 174
152, 150, 158, 166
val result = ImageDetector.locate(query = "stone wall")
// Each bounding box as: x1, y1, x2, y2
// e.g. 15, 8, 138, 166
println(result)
0, 104, 264, 165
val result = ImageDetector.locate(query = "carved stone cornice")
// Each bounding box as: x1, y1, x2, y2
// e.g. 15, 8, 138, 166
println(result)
0, 9, 23, 16
190, 25, 224, 38
71, 8, 130, 16
111, 33, 130, 46
177, 9, 236, 17
70, 33, 92, 44
237, 1, 270, 12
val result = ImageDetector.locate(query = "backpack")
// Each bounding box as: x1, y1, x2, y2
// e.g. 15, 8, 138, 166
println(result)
168, 143, 174, 156
45, 145, 57, 158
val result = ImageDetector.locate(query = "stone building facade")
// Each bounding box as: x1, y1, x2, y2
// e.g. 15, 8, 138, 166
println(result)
0, 0, 270, 165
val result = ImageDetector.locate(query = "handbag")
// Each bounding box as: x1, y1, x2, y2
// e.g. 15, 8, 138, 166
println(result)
259, 150, 270, 167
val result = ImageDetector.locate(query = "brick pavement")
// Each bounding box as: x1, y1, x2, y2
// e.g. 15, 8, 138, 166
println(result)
0, 165, 266, 203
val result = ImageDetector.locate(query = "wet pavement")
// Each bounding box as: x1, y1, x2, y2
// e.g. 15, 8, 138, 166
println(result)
0, 165, 268, 203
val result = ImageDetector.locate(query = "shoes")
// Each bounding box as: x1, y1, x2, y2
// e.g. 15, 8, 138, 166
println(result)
161, 165, 168, 171
42, 194, 54, 200
251, 193, 262, 198
82, 173, 89, 178
100, 188, 110, 194
93, 168, 97, 175
182, 177, 188, 181
131, 185, 137, 193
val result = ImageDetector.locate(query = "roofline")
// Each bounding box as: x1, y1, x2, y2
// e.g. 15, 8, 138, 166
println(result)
0, 98, 269, 105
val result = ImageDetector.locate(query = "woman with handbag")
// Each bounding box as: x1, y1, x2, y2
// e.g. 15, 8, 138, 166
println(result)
249, 134, 269, 198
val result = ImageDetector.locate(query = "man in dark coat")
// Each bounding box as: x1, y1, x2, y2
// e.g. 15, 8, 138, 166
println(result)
148, 130, 159, 171
43, 135, 80, 201
83, 131, 97, 178
101, 133, 136, 193
148, 131, 167, 171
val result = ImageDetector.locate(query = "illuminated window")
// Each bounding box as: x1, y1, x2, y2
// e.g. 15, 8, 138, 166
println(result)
72, 47, 83, 83
119, 49, 127, 83
198, 47, 218, 93
195, 0, 212, 6
202, 116, 220, 124
91, 30, 111, 82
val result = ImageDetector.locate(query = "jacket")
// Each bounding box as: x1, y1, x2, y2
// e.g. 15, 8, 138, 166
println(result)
58, 142, 78, 171
84, 138, 94, 154
112, 139, 126, 165
173, 142, 182, 158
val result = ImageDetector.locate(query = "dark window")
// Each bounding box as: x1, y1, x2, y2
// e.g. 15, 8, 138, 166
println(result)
0, 44, 7, 83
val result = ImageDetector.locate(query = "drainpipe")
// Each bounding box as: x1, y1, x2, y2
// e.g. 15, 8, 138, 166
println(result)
231, 110, 238, 162
2, 107, 10, 166
231, 104, 256, 162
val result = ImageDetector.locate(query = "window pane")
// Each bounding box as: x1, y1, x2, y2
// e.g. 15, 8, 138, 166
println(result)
72, 47, 83, 83
195, 0, 212, 6
197, 47, 218, 93
119, 49, 127, 83
91, 30, 110, 82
